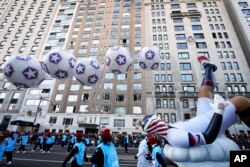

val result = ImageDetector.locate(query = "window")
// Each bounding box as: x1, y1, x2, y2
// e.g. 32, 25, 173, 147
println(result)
229, 51, 235, 58
116, 84, 127, 91
175, 34, 186, 40
217, 51, 223, 58
100, 117, 109, 125
233, 62, 239, 69
155, 74, 160, 82
182, 99, 189, 108
194, 33, 204, 39
181, 74, 193, 81
224, 73, 229, 82
242, 9, 250, 14
161, 74, 166, 82
178, 52, 189, 59
164, 113, 169, 123
221, 62, 226, 70
171, 4, 180, 9
177, 43, 188, 49
170, 99, 175, 108
116, 95, 126, 102
226, 42, 232, 48
239, 2, 248, 8
171, 113, 176, 123
79, 105, 88, 112
230, 73, 236, 82
134, 72, 142, 79
0, 92, 7, 107
63, 118, 73, 125
208, 24, 214, 31
133, 106, 141, 114
167, 74, 172, 82
49, 117, 57, 124
58, 84, 65, 90
227, 62, 233, 69
174, 26, 184, 31
70, 84, 80, 91
55, 94, 63, 101
156, 99, 161, 108
180, 63, 191, 70
132, 90, 142, 100
68, 95, 77, 102
192, 25, 202, 30
104, 83, 113, 89
66, 106, 75, 113
196, 42, 207, 48
114, 119, 125, 127
237, 73, 243, 82
187, 3, 196, 8
173, 18, 183, 23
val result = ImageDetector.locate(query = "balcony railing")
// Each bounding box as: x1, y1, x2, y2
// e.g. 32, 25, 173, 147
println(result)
179, 92, 198, 98
227, 92, 250, 98
155, 92, 176, 97
171, 11, 201, 17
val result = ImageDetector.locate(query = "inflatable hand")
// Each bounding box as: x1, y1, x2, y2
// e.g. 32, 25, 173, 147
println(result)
210, 94, 226, 114
163, 136, 239, 164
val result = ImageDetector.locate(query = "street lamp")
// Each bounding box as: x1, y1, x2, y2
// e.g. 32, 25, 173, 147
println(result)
33, 96, 51, 130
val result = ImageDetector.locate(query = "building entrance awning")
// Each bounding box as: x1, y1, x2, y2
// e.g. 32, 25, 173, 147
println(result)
78, 123, 99, 128
10, 120, 39, 127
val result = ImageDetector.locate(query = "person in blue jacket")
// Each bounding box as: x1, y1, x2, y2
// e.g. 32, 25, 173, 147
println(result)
32, 133, 44, 152
62, 132, 88, 167
148, 135, 166, 167
17, 132, 28, 153
43, 132, 53, 153
61, 133, 67, 148
67, 133, 76, 152
5, 132, 15, 165
91, 129, 119, 167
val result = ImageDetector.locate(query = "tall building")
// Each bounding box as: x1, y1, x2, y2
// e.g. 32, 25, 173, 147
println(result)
0, 0, 249, 135
0, 0, 147, 134
223, 0, 250, 68
145, 0, 250, 134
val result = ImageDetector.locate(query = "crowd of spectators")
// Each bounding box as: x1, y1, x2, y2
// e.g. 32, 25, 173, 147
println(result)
1, 130, 250, 149
225, 130, 250, 149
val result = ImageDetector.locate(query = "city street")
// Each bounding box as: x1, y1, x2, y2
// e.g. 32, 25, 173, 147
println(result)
1, 144, 177, 167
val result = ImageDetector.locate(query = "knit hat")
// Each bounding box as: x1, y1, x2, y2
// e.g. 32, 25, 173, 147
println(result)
148, 135, 158, 145
76, 132, 83, 140
101, 129, 111, 141
0, 133, 5, 141
140, 134, 145, 139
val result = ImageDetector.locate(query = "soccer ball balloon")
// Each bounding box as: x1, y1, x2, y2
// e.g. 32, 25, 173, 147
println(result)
73, 58, 103, 86
3, 55, 46, 88
41, 49, 76, 79
104, 46, 132, 74
138, 47, 161, 70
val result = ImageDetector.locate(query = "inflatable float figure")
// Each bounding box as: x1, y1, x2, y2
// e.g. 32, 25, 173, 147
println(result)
142, 56, 250, 166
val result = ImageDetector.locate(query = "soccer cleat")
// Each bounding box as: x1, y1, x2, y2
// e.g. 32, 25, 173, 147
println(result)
198, 55, 217, 72
31, 150, 35, 152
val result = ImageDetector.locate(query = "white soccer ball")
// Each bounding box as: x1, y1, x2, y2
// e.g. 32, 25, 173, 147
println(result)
104, 46, 132, 74
3, 55, 46, 88
73, 58, 103, 86
138, 47, 161, 70
41, 49, 76, 79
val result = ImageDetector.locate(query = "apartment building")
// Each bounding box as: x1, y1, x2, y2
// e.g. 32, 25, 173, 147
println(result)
223, 0, 250, 68
145, 0, 250, 134
0, 0, 249, 134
